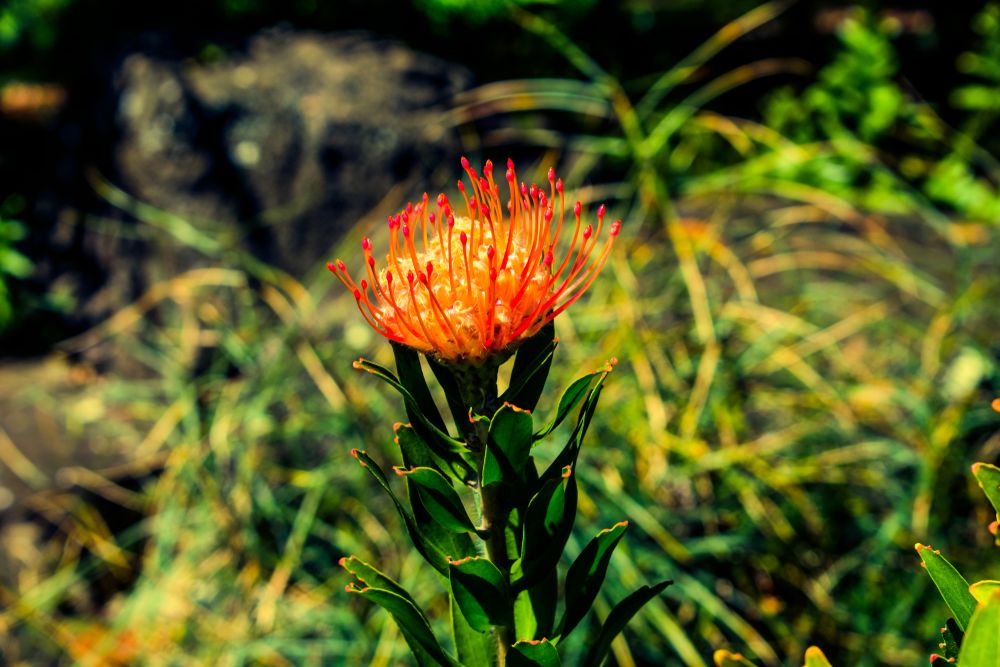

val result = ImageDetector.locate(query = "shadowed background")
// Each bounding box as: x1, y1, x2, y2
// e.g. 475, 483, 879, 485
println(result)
1, 1, 999, 665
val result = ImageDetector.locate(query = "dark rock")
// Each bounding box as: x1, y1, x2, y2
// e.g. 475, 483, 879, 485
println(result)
111, 29, 472, 274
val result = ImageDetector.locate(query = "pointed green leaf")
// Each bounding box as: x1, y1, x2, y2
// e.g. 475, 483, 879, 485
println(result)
512, 467, 577, 591
540, 364, 611, 481
534, 371, 603, 441
355, 357, 475, 482
940, 619, 962, 661
483, 403, 535, 487
514, 568, 557, 641
450, 581, 494, 666
347, 585, 460, 667
426, 355, 474, 434
396, 466, 478, 534
916, 543, 978, 631
339, 555, 411, 601
391, 342, 448, 433
972, 462, 1000, 520
350, 448, 447, 574
580, 580, 672, 667
448, 556, 512, 632
713, 651, 757, 667
957, 590, 1000, 667
502, 321, 557, 411
395, 426, 480, 568
971, 580, 1000, 604
556, 521, 629, 641
802, 646, 832, 667
508, 639, 562, 667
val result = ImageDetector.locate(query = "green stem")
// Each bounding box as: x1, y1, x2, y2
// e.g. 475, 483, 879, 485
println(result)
459, 369, 513, 665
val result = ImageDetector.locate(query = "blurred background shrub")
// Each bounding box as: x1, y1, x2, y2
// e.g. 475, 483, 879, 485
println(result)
1, 1, 999, 666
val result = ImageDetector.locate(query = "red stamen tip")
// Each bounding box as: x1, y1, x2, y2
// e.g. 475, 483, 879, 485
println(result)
437, 193, 447, 207
597, 204, 606, 220
367, 256, 375, 268
544, 250, 554, 266
548, 167, 555, 182
460, 231, 468, 245
505, 168, 514, 182
544, 208, 553, 222
352, 288, 361, 300
480, 177, 489, 191
461, 156, 470, 169
360, 279, 368, 290
326, 262, 336, 273
386, 271, 393, 285
407, 271, 415, 284
402, 224, 410, 238
426, 261, 434, 276
418, 271, 428, 284
583, 224, 593, 240
484, 160, 493, 177
507, 158, 515, 171
520, 182, 528, 196
428, 212, 435, 223
336, 259, 347, 272
448, 214, 455, 228
611, 220, 622, 236
361, 237, 372, 251
556, 179, 563, 193
487, 245, 495, 259
457, 180, 465, 192
574, 201, 582, 217
529, 184, 538, 199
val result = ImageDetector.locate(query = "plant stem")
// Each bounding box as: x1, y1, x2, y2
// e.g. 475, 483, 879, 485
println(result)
461, 371, 513, 665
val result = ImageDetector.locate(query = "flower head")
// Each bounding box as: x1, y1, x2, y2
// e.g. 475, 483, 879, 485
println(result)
329, 158, 620, 364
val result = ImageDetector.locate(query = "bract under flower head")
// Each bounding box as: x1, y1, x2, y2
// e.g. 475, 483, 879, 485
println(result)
329, 158, 620, 364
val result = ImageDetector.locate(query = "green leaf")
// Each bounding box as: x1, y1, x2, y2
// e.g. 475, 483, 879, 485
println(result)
339, 555, 411, 601
391, 342, 448, 433
501, 320, 557, 411
513, 466, 577, 592
802, 646, 833, 667
534, 371, 603, 441
972, 462, 1000, 519
580, 580, 672, 667
514, 569, 557, 641
450, 580, 494, 667
347, 585, 460, 667
396, 466, 479, 534
351, 448, 448, 575
940, 618, 962, 661
972, 581, 1000, 604
556, 521, 629, 641
957, 590, 1000, 667
355, 357, 475, 481
483, 403, 535, 488
916, 543, 978, 631
540, 363, 612, 481
448, 556, 512, 632
713, 651, 757, 667
426, 355, 473, 435
508, 638, 562, 667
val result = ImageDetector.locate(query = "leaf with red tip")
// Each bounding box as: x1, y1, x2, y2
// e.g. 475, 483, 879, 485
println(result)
351, 448, 449, 575
508, 638, 561, 667
534, 370, 605, 441
483, 403, 535, 488
580, 580, 672, 667
347, 586, 460, 667
340, 555, 411, 601
512, 468, 577, 591
555, 521, 629, 642
502, 320, 557, 412
916, 543, 977, 631
957, 590, 1000, 667
397, 466, 478, 535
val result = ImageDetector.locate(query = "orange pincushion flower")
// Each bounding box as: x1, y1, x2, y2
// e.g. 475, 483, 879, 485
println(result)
329, 158, 620, 364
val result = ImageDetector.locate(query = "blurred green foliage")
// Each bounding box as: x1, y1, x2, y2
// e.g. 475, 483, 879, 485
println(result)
2, 2, 1000, 667
0, 197, 34, 333
0, 0, 73, 51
